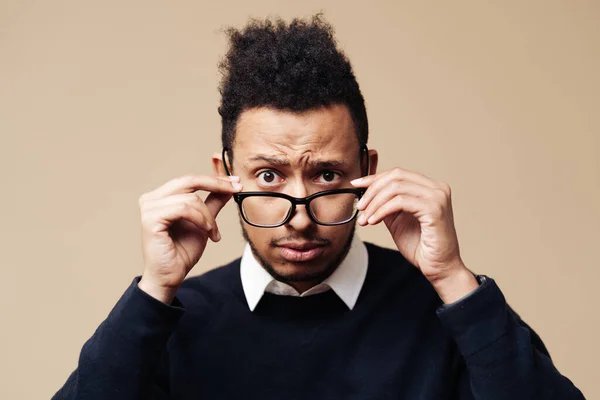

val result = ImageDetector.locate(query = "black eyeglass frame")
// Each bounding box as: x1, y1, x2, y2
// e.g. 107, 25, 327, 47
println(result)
234, 188, 365, 228
222, 144, 370, 228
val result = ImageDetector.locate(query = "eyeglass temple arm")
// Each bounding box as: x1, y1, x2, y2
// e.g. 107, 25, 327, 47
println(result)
361, 144, 370, 177
222, 147, 232, 176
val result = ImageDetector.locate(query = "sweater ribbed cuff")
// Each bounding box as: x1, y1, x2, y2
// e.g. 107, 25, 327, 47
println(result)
435, 277, 509, 358
104, 276, 185, 343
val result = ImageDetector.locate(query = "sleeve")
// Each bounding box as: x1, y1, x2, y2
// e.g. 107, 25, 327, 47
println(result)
51, 276, 185, 400
436, 277, 585, 400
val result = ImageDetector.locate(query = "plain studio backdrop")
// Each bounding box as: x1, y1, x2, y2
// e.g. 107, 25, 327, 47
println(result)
1, 1, 598, 398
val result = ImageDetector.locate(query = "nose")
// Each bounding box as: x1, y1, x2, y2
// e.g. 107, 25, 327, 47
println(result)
285, 183, 313, 231
286, 202, 313, 231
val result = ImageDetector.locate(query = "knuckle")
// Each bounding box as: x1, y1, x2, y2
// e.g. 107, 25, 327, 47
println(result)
434, 189, 447, 203
138, 193, 148, 206
391, 181, 403, 192
439, 182, 451, 196
430, 202, 444, 218
176, 202, 190, 214
178, 174, 196, 185
141, 214, 154, 229
186, 192, 202, 204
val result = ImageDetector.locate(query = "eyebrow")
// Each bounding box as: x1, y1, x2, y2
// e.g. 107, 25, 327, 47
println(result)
243, 155, 349, 169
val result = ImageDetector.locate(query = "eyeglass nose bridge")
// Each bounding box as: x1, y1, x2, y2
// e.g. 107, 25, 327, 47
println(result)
287, 195, 313, 206
283, 196, 314, 224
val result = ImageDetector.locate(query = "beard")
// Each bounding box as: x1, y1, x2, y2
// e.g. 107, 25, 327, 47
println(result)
240, 218, 356, 285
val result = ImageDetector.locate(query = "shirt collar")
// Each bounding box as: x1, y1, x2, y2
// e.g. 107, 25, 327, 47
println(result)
240, 234, 369, 311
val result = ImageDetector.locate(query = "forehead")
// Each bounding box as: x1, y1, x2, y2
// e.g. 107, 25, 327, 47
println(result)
232, 104, 359, 165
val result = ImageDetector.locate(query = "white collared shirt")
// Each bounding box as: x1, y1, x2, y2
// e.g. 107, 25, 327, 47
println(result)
240, 234, 369, 311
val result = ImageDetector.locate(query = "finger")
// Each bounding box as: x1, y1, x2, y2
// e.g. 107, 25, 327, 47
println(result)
216, 175, 240, 183
144, 200, 213, 235
199, 192, 233, 242
186, 194, 222, 242
361, 195, 424, 226
355, 171, 437, 213
359, 181, 434, 223
141, 174, 242, 202
351, 167, 441, 191
143, 193, 221, 241
204, 191, 233, 220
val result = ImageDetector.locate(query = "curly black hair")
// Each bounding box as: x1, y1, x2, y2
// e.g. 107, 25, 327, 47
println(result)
218, 14, 368, 163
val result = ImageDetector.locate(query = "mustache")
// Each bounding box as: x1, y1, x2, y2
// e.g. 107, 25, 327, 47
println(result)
270, 235, 331, 247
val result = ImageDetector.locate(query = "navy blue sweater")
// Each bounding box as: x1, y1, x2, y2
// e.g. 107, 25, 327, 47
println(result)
53, 242, 584, 399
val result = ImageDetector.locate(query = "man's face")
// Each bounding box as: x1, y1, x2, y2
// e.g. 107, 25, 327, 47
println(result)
227, 104, 365, 291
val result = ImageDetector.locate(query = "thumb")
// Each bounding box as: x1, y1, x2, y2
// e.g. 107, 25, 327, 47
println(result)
205, 192, 234, 218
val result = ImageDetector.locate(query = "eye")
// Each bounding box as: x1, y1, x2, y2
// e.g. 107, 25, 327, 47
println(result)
257, 170, 282, 186
316, 170, 341, 184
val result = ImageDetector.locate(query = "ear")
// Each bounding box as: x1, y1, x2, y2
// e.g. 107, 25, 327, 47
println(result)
212, 152, 229, 177
365, 148, 378, 176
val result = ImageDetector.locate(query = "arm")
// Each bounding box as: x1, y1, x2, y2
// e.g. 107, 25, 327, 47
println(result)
437, 276, 585, 400
52, 277, 184, 400
351, 168, 585, 398
52, 174, 239, 398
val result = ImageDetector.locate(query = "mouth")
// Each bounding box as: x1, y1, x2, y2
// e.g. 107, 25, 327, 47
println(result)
276, 242, 327, 262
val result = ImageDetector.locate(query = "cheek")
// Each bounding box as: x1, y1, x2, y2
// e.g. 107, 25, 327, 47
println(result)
319, 224, 354, 246
244, 225, 274, 247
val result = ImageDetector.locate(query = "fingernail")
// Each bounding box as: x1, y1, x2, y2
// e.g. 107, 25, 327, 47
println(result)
358, 214, 366, 225
350, 178, 362, 185
228, 176, 240, 182
232, 182, 243, 190
367, 216, 375, 224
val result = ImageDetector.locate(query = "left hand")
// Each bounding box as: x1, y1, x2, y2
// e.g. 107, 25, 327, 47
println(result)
351, 167, 478, 303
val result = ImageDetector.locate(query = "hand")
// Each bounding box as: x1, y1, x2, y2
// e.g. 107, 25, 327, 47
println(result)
351, 167, 478, 303
137, 174, 242, 303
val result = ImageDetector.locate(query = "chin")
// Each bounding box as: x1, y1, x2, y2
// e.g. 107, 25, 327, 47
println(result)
268, 262, 332, 283
241, 221, 356, 284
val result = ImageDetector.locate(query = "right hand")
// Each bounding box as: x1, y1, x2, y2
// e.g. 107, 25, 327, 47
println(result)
137, 174, 242, 303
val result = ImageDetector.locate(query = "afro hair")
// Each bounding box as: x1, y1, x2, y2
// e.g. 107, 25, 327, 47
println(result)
218, 14, 368, 160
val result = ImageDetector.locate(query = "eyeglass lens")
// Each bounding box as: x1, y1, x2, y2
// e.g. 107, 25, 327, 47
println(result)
240, 192, 359, 226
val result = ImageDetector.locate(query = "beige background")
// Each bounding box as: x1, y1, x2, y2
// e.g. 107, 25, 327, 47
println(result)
1, 1, 598, 398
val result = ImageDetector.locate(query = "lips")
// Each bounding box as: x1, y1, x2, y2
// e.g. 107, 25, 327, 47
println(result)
277, 242, 326, 262
278, 242, 323, 250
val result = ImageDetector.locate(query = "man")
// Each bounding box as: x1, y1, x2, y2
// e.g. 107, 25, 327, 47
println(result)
53, 15, 584, 399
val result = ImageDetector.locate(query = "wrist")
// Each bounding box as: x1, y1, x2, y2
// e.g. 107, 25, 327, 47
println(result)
430, 264, 479, 304
138, 277, 177, 305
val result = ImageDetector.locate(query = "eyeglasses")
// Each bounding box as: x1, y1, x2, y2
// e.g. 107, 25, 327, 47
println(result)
222, 144, 370, 228
233, 188, 365, 228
